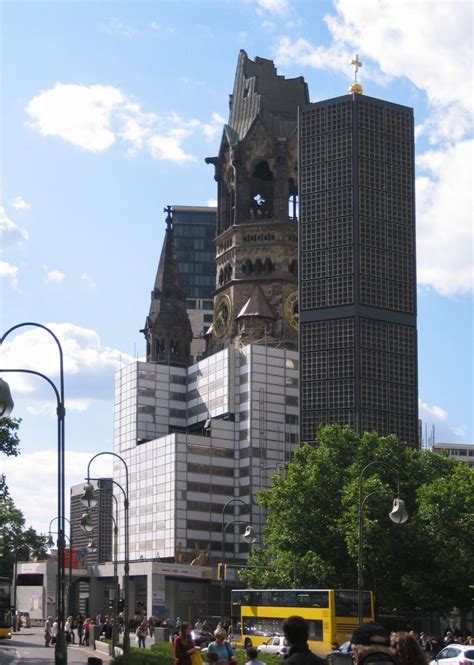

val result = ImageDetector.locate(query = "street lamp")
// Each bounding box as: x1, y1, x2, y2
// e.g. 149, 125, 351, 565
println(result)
82, 453, 130, 654
220, 498, 254, 620
357, 461, 409, 624
47, 516, 74, 617
0, 322, 67, 665
81, 483, 120, 655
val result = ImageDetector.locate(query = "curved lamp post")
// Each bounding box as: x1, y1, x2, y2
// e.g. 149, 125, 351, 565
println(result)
357, 461, 409, 624
47, 517, 74, 617
81, 484, 120, 655
220, 498, 255, 620
0, 322, 67, 665
81, 453, 130, 654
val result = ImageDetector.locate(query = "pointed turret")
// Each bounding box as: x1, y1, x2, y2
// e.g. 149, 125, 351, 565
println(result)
141, 206, 193, 366
235, 285, 276, 343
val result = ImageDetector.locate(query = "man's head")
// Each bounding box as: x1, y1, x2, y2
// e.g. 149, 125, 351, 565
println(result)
283, 615, 309, 646
351, 623, 394, 664
246, 647, 259, 661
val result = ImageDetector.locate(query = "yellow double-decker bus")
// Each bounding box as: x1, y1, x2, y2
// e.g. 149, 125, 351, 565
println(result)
0, 577, 12, 639
231, 589, 374, 658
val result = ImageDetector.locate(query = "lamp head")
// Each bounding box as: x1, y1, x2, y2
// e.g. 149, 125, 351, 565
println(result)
0, 378, 14, 418
46, 533, 55, 548
80, 511, 94, 532
243, 525, 257, 544
86, 538, 97, 553
389, 497, 409, 524
80, 483, 98, 508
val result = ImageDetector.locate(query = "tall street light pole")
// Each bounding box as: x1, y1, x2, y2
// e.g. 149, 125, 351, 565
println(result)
357, 461, 409, 624
47, 517, 74, 618
81, 485, 120, 655
0, 322, 67, 665
81, 452, 130, 654
220, 498, 255, 621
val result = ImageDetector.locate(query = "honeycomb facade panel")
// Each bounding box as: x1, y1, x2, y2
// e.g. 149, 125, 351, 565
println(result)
299, 94, 418, 446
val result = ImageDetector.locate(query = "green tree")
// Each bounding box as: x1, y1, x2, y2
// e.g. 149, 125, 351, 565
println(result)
0, 418, 48, 577
240, 425, 474, 620
0, 417, 21, 457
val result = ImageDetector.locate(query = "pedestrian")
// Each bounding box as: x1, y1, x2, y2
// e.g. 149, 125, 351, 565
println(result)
207, 626, 236, 665
246, 646, 266, 665
52, 617, 59, 645
15, 611, 22, 632
83, 617, 91, 646
136, 620, 147, 648
392, 632, 427, 665
65, 616, 74, 644
77, 617, 84, 645
350, 622, 398, 665
174, 622, 198, 665
195, 619, 204, 631
44, 616, 53, 647
281, 616, 326, 665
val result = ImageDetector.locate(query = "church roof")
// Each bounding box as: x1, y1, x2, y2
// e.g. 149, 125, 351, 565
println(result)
227, 50, 309, 142
236, 285, 276, 320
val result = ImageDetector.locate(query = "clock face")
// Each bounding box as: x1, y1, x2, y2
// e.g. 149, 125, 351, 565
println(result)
213, 294, 232, 338
284, 291, 299, 331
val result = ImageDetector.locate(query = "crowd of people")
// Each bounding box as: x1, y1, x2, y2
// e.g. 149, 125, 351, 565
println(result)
42, 610, 473, 665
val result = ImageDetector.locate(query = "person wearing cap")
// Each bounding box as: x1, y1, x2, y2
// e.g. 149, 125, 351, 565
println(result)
282, 615, 326, 665
350, 622, 398, 665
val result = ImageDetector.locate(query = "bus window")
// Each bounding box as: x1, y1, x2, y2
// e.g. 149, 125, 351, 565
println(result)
335, 590, 371, 617
308, 620, 323, 641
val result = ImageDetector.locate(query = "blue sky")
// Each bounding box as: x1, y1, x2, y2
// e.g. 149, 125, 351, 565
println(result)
1, 0, 472, 535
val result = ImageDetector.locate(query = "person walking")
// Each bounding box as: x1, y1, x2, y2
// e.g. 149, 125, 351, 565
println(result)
83, 617, 91, 647
65, 616, 74, 644
44, 616, 53, 647
77, 617, 84, 645
136, 620, 148, 649
52, 618, 59, 645
281, 616, 326, 665
174, 622, 198, 665
350, 622, 398, 665
207, 626, 235, 665
392, 632, 427, 665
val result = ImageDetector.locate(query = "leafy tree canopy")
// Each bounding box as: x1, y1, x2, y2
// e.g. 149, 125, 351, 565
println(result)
240, 425, 474, 620
0, 418, 48, 578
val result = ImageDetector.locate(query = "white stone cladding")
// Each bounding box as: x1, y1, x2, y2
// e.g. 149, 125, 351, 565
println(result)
113, 343, 299, 563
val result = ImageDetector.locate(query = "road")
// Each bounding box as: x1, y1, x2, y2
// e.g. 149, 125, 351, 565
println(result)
0, 630, 112, 665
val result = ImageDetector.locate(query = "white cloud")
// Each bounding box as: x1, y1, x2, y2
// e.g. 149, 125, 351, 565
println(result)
0, 206, 29, 245
201, 112, 226, 142
104, 17, 138, 38
80, 273, 96, 289
451, 425, 467, 438
1, 450, 113, 534
256, 0, 289, 16
27, 398, 92, 417
0, 322, 134, 398
26, 83, 223, 164
419, 399, 448, 424
416, 140, 473, 295
27, 83, 125, 153
150, 21, 161, 31
0, 260, 19, 288
11, 196, 31, 211
44, 267, 66, 284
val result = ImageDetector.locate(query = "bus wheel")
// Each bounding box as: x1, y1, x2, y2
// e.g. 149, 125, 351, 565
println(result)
244, 639, 252, 649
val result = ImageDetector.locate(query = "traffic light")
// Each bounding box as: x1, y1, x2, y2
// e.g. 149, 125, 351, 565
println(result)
217, 563, 228, 580
118, 599, 125, 612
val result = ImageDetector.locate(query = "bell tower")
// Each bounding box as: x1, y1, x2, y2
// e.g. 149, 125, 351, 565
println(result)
206, 51, 308, 351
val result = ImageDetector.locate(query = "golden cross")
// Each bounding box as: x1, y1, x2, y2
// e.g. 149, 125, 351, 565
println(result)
351, 53, 362, 82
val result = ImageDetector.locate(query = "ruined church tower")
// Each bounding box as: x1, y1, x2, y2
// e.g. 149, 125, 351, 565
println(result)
206, 50, 309, 351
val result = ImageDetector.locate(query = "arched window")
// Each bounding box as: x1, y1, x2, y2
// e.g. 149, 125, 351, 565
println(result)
264, 258, 273, 274
250, 160, 274, 219
288, 177, 298, 220
218, 269, 224, 286
289, 259, 298, 277
255, 259, 263, 275
244, 259, 253, 274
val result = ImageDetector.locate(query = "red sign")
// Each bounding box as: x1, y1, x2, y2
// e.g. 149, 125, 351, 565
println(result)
64, 548, 78, 569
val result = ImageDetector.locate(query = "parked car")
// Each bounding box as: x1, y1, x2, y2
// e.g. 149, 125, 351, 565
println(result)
257, 636, 289, 656
429, 645, 474, 665
191, 630, 214, 648
327, 641, 353, 665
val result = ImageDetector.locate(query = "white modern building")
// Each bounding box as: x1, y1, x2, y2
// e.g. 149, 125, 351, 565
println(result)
113, 342, 299, 564
432, 442, 474, 468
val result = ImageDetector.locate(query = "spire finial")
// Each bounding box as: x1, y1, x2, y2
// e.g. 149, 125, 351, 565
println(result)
349, 53, 363, 95
163, 205, 172, 229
